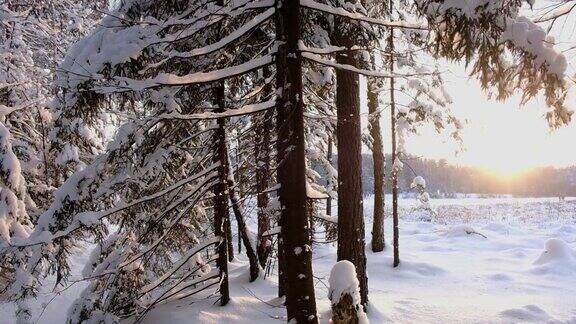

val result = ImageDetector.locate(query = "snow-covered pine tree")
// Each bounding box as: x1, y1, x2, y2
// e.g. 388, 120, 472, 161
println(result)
4, 0, 277, 322
1, 2, 104, 322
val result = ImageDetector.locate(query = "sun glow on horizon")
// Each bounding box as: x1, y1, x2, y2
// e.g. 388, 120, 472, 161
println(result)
392, 63, 576, 176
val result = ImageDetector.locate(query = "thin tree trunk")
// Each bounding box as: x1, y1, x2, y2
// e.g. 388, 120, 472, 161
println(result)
388, 17, 400, 267
333, 13, 369, 307
228, 169, 260, 282
325, 136, 337, 241
226, 210, 234, 262
213, 79, 230, 306
326, 136, 333, 217
368, 79, 385, 253
238, 226, 242, 254
275, 0, 318, 321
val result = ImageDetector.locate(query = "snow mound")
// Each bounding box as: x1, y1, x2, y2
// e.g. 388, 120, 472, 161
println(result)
444, 225, 486, 238
500, 305, 554, 322
533, 238, 576, 266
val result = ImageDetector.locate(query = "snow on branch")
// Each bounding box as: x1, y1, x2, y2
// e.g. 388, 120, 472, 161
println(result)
139, 236, 221, 295
302, 52, 438, 79
103, 54, 275, 92
262, 226, 281, 237
306, 181, 330, 199
315, 213, 337, 224
300, 0, 427, 30
14, 164, 220, 247
157, 99, 276, 120
115, 183, 218, 270
533, 3, 576, 23
159, 7, 275, 60
501, 16, 568, 79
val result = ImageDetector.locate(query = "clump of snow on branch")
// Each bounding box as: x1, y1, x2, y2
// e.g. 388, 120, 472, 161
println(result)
501, 16, 567, 79
0, 123, 32, 246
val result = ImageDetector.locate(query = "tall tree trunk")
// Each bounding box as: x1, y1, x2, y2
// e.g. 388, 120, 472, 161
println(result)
213, 0, 234, 269
213, 79, 230, 306
333, 19, 369, 306
388, 18, 400, 267
275, 0, 318, 321
256, 70, 273, 269
368, 79, 385, 253
228, 169, 260, 282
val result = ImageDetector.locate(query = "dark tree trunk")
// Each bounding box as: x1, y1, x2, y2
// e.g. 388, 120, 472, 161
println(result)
228, 171, 260, 282
238, 226, 242, 254
388, 21, 400, 268
213, 79, 230, 306
368, 79, 385, 253
226, 210, 234, 262
333, 16, 369, 307
275, 0, 318, 321
212, 0, 234, 265
256, 69, 273, 269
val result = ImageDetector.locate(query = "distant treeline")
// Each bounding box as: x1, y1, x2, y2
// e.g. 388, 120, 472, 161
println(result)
351, 154, 576, 197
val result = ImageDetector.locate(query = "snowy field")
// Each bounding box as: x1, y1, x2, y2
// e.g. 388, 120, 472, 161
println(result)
2, 196, 576, 323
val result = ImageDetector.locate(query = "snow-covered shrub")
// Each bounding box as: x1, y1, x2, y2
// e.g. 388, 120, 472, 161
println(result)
328, 260, 368, 324
410, 176, 435, 221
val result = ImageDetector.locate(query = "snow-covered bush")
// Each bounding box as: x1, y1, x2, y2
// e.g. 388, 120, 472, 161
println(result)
328, 260, 368, 324
410, 176, 435, 221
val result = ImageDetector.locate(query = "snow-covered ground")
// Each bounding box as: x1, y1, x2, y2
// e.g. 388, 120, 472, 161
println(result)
2, 196, 576, 323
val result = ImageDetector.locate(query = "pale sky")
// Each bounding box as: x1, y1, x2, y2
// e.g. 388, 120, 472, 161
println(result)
367, 2, 576, 175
